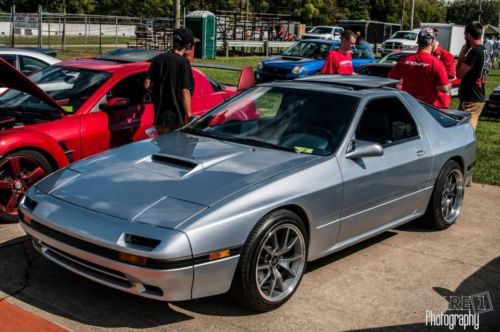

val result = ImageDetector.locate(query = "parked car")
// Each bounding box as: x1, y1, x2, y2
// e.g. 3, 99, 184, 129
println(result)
255, 39, 376, 82
482, 85, 500, 118
19, 75, 475, 312
359, 52, 461, 97
301, 26, 344, 40
0, 48, 60, 94
0, 57, 253, 222
380, 29, 420, 55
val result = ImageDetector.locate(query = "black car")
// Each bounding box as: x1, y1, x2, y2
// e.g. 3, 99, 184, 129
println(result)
483, 85, 500, 118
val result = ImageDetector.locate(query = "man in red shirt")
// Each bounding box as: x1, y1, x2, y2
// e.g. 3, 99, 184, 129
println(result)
320, 30, 356, 75
389, 28, 451, 108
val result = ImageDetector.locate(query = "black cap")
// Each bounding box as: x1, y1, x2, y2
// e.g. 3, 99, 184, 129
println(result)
418, 28, 437, 45
173, 27, 199, 45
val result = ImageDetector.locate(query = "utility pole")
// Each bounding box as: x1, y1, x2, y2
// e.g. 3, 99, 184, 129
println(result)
410, 0, 415, 30
478, 0, 482, 23
401, 0, 406, 29
174, 0, 181, 28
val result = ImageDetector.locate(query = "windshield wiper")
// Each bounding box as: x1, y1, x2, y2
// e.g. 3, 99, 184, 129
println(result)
181, 127, 227, 140
224, 137, 297, 153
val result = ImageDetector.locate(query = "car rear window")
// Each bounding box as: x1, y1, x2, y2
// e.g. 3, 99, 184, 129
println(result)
420, 102, 458, 127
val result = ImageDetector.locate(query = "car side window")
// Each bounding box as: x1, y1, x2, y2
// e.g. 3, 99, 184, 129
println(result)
355, 97, 418, 146
19, 56, 48, 75
93, 73, 146, 112
0, 55, 17, 68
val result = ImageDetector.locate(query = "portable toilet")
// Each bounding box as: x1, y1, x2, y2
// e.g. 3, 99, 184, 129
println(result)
185, 11, 216, 59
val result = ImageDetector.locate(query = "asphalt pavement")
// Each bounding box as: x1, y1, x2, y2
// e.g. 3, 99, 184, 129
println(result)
0, 184, 499, 331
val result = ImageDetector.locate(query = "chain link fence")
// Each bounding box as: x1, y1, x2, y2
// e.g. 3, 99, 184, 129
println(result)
0, 5, 163, 56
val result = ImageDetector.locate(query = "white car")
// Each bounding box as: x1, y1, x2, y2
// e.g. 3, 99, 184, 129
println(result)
0, 48, 60, 94
380, 30, 420, 55
301, 26, 344, 40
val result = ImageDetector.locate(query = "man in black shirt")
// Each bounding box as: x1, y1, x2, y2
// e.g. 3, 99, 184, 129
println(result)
144, 28, 196, 134
456, 21, 490, 129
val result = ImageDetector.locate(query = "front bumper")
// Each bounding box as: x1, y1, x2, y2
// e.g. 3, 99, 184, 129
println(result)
255, 69, 304, 83
19, 191, 240, 301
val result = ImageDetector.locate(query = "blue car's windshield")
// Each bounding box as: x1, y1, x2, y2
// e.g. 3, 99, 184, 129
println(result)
282, 41, 334, 59
183, 86, 359, 156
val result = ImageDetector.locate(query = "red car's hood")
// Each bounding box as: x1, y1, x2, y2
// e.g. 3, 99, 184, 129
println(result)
0, 58, 65, 116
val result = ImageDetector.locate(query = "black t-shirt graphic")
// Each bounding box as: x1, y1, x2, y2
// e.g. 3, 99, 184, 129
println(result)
147, 52, 194, 128
459, 45, 490, 102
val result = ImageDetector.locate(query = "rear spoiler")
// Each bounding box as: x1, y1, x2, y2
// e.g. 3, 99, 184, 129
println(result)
192, 63, 255, 91
441, 108, 471, 125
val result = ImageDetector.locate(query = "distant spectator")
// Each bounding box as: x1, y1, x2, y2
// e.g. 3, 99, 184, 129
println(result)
355, 34, 375, 59
456, 21, 490, 130
389, 28, 450, 108
493, 36, 500, 69
484, 36, 494, 58
320, 30, 356, 75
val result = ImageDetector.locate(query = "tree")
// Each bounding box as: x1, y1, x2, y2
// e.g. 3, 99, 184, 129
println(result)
447, 0, 500, 26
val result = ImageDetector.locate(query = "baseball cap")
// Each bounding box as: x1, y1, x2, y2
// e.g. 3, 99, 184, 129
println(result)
418, 28, 438, 44
173, 27, 200, 45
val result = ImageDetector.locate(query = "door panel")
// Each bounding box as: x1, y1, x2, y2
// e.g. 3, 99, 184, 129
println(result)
338, 140, 432, 242
337, 97, 432, 242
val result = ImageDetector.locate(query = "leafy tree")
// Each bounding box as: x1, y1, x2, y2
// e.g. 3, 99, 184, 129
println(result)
446, 0, 500, 26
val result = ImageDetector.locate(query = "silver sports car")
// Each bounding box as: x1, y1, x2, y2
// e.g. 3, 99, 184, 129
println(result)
19, 76, 476, 312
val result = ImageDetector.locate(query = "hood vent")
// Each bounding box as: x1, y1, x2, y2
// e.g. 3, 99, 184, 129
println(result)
151, 154, 198, 171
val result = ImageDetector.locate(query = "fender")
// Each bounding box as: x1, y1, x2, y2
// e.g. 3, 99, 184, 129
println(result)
0, 129, 70, 168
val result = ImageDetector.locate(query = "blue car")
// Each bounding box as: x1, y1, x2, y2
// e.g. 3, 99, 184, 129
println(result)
255, 39, 376, 83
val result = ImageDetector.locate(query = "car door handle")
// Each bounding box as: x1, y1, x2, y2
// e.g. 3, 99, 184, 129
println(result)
416, 147, 426, 157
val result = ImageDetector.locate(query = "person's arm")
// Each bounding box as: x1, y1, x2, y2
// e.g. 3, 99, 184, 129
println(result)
181, 88, 191, 118
320, 52, 335, 74
443, 50, 456, 80
180, 59, 193, 121
435, 60, 451, 94
456, 44, 473, 79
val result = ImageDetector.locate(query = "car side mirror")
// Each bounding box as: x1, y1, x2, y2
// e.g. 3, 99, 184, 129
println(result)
99, 97, 131, 112
345, 140, 384, 159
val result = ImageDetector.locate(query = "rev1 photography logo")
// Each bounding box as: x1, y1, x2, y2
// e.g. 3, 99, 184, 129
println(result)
425, 291, 494, 330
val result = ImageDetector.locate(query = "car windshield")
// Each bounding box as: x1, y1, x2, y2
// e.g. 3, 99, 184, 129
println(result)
391, 32, 417, 40
0, 66, 111, 114
282, 41, 334, 59
379, 53, 403, 63
310, 27, 333, 34
182, 86, 359, 156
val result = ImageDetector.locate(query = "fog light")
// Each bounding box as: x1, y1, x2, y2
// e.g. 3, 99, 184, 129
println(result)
118, 252, 148, 266
208, 249, 230, 261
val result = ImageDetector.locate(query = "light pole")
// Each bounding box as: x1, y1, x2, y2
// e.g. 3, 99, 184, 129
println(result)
410, 0, 415, 30
478, 0, 482, 22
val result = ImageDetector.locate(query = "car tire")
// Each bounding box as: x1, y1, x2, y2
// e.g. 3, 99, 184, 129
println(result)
231, 209, 308, 312
425, 160, 464, 230
0, 150, 53, 223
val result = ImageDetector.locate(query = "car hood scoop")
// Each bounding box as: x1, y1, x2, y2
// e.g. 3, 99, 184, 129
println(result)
42, 132, 316, 224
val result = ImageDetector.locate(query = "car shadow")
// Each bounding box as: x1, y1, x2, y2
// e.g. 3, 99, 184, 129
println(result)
352, 256, 500, 331
0, 241, 193, 328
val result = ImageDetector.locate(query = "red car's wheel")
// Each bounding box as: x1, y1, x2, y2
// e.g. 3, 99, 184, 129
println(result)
0, 150, 53, 223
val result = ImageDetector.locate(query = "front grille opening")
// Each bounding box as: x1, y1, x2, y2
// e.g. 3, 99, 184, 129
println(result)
125, 234, 161, 251
24, 196, 38, 211
45, 247, 132, 289
143, 284, 164, 297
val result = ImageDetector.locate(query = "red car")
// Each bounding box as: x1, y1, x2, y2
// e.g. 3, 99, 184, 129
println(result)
0, 57, 254, 221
